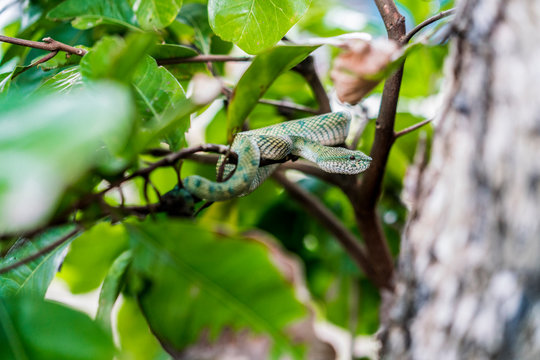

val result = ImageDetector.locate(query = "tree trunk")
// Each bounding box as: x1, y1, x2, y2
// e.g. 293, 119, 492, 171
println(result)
381, 0, 540, 359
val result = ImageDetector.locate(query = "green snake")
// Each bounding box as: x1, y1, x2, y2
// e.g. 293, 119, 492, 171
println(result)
183, 112, 372, 201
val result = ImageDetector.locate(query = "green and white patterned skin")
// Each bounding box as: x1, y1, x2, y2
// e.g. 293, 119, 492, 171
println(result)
183, 112, 372, 201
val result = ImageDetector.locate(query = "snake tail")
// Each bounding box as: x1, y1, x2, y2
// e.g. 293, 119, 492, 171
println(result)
183, 136, 260, 201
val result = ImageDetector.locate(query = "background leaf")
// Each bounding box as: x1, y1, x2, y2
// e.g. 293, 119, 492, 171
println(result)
47, 0, 139, 31
58, 222, 129, 294
208, 0, 312, 54
136, 0, 183, 30
126, 219, 307, 357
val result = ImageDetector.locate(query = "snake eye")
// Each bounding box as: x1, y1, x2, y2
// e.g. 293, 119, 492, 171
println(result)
349, 155, 356, 160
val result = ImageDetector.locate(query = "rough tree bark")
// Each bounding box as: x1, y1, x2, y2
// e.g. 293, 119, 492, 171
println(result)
381, 0, 540, 359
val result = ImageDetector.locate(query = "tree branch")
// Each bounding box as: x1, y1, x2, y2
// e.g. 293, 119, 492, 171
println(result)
99, 144, 231, 195
0, 227, 81, 275
156, 55, 252, 65
345, 0, 407, 289
394, 118, 432, 139
0, 35, 87, 56
272, 171, 389, 289
293, 56, 331, 114
401, 8, 456, 44
12, 50, 59, 79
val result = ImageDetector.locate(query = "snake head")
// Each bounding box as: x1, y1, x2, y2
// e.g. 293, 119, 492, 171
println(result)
318, 148, 372, 174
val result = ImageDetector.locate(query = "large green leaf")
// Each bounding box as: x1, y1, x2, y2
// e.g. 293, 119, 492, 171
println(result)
132, 56, 185, 123
117, 296, 170, 360
0, 296, 115, 360
227, 45, 318, 135
136, 0, 183, 30
176, 3, 213, 53
208, 0, 312, 54
132, 55, 187, 148
0, 83, 134, 232
47, 0, 140, 31
35, 66, 84, 95
80, 34, 157, 83
58, 222, 129, 294
0, 226, 77, 298
126, 219, 307, 357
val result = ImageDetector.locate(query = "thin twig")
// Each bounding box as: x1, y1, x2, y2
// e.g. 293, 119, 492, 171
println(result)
272, 171, 386, 289
293, 56, 331, 113
156, 55, 252, 65
401, 9, 456, 44
259, 99, 319, 114
0, 35, 86, 56
0, 227, 81, 275
394, 118, 432, 138
99, 144, 231, 195
12, 50, 59, 79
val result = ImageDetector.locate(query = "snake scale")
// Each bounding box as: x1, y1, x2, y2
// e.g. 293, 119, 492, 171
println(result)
183, 112, 372, 201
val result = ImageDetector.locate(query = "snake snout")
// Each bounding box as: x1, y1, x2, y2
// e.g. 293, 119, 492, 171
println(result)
318, 155, 371, 175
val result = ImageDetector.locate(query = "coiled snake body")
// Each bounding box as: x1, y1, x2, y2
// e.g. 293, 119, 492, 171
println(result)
184, 112, 371, 201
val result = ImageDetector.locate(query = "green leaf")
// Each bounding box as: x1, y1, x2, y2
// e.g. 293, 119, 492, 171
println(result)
208, 0, 312, 54
0, 226, 77, 298
132, 56, 186, 123
150, 43, 199, 59
96, 251, 132, 333
227, 45, 318, 135
35, 66, 84, 95
125, 219, 307, 357
396, 0, 434, 25
47, 0, 140, 31
0, 83, 134, 232
0, 296, 115, 360
80, 34, 157, 83
117, 297, 170, 360
132, 56, 187, 148
136, 74, 221, 149
176, 3, 212, 53
136, 0, 183, 30
58, 222, 129, 294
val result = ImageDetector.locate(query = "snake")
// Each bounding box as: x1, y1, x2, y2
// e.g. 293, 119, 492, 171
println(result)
183, 111, 372, 202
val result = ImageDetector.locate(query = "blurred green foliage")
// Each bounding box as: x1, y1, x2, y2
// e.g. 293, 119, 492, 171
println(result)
0, 0, 451, 358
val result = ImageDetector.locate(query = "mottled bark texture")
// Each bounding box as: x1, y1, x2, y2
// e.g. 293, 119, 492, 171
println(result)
381, 0, 540, 359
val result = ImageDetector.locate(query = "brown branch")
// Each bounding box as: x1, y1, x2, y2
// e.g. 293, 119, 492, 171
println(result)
401, 9, 456, 44
344, 0, 407, 290
374, 0, 406, 38
0, 35, 87, 56
99, 144, 231, 195
12, 50, 59, 79
293, 56, 331, 113
394, 118, 432, 139
272, 171, 389, 289
0, 227, 81, 275
156, 55, 252, 65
